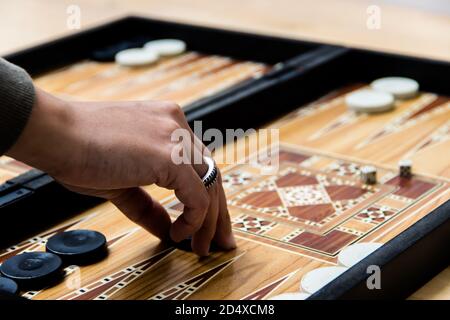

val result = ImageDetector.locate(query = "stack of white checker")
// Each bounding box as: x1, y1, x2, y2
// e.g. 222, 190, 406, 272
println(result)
115, 39, 187, 67
345, 77, 419, 113
268, 242, 383, 300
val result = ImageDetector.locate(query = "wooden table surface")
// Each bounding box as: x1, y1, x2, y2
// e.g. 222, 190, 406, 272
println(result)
0, 0, 449, 300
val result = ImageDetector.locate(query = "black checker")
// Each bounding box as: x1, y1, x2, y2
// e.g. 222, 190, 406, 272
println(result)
46, 229, 107, 265
0, 252, 63, 290
0, 277, 19, 295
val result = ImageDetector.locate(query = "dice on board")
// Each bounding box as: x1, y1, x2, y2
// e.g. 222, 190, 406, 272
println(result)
398, 159, 412, 178
360, 165, 377, 185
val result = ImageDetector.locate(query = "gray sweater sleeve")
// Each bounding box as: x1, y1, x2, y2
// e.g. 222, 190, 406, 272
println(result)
0, 57, 35, 155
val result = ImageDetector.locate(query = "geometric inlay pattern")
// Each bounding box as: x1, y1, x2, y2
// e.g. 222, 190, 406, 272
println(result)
222, 171, 253, 191
149, 253, 243, 300
356, 206, 397, 224
232, 214, 277, 234
229, 166, 377, 228
242, 270, 297, 300
326, 161, 361, 177
58, 247, 176, 300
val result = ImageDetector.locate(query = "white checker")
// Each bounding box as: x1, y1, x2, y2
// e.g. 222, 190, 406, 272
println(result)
345, 89, 394, 113
268, 292, 311, 300
371, 77, 419, 99
300, 266, 348, 294
338, 242, 383, 268
144, 39, 186, 56
115, 48, 159, 67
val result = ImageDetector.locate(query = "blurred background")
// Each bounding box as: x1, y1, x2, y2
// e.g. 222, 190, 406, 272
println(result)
0, 0, 449, 60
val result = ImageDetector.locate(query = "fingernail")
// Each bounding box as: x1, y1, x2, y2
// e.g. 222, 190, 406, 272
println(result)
198, 244, 210, 257
223, 233, 237, 250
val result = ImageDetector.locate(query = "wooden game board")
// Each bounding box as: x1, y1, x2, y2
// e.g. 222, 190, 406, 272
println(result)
1, 84, 448, 300
33, 52, 268, 107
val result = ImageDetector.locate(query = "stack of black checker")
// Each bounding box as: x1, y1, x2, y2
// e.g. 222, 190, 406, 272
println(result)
0, 230, 107, 299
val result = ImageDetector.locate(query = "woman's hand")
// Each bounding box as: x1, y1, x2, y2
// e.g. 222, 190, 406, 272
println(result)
6, 88, 236, 256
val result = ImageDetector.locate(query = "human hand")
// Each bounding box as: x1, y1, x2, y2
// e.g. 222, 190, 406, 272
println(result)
7, 88, 236, 256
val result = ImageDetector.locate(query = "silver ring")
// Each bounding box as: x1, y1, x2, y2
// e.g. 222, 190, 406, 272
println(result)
201, 156, 218, 190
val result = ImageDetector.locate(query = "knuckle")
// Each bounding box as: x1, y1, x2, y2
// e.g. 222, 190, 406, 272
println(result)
164, 101, 183, 117
164, 121, 183, 141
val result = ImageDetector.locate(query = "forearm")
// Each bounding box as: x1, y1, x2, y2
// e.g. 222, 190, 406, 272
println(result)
5, 88, 77, 176
0, 58, 35, 155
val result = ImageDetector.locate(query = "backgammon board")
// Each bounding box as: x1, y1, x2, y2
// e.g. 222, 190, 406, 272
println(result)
0, 16, 449, 300
1, 83, 448, 300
